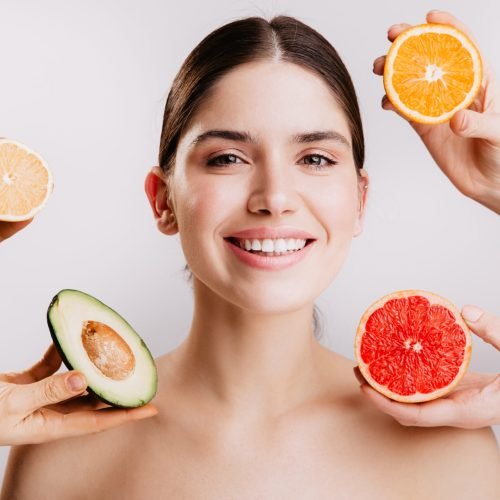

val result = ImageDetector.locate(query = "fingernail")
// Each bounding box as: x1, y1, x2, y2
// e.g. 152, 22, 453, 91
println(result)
388, 23, 404, 33
462, 305, 484, 323
381, 95, 389, 107
132, 406, 159, 419
67, 374, 86, 392
428, 10, 442, 15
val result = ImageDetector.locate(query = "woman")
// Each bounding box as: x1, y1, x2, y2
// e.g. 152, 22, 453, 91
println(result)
2, 9, 499, 499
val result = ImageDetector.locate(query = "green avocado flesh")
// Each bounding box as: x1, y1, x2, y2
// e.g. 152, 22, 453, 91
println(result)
47, 289, 157, 408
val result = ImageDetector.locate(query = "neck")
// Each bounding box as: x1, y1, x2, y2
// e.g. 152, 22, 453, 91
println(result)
171, 277, 327, 420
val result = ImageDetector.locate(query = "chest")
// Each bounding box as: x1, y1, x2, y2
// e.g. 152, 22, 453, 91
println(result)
89, 418, 413, 500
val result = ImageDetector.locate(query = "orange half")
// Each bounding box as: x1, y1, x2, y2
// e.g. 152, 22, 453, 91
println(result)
0, 138, 53, 221
384, 23, 483, 124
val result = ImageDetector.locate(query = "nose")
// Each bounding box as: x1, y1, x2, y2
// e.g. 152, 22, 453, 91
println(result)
247, 153, 300, 217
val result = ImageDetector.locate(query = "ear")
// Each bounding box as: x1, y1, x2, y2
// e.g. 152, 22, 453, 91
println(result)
353, 170, 369, 238
144, 166, 178, 235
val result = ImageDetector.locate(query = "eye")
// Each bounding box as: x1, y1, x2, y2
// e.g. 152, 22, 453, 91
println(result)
206, 153, 244, 167
299, 153, 338, 170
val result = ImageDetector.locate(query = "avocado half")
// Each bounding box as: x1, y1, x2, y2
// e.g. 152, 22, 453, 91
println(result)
47, 289, 157, 408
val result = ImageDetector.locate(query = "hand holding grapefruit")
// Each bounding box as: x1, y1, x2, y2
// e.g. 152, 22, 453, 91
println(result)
354, 301, 500, 429
354, 290, 472, 403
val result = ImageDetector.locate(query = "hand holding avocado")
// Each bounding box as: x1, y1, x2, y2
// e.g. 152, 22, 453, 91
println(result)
0, 343, 158, 445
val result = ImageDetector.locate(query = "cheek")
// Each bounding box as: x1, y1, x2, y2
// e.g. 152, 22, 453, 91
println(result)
175, 175, 234, 258
310, 176, 359, 240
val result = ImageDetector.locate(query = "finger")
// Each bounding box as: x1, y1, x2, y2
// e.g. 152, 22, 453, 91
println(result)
44, 394, 109, 414
360, 384, 459, 427
9, 371, 88, 415
14, 344, 63, 384
373, 55, 385, 76
381, 95, 398, 113
387, 23, 412, 42
449, 109, 500, 144
461, 305, 500, 350
353, 366, 366, 384
425, 10, 479, 46
0, 219, 34, 242
381, 94, 437, 139
33, 404, 159, 443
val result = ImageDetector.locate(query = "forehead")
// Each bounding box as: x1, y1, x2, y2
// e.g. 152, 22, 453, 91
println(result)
180, 60, 352, 147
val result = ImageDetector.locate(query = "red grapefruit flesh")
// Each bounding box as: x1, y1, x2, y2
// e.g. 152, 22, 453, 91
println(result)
354, 290, 472, 403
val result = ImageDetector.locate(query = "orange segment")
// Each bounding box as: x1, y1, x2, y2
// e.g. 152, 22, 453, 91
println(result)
384, 23, 482, 124
0, 139, 53, 221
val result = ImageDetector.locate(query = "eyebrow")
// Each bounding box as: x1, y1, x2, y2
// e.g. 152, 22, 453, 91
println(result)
189, 129, 351, 149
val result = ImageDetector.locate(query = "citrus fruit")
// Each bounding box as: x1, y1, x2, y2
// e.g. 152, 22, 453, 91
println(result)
383, 23, 483, 124
0, 138, 54, 222
354, 290, 472, 403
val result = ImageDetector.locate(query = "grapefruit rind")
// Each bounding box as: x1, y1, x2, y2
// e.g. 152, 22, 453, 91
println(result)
383, 24, 483, 125
354, 290, 472, 403
0, 138, 54, 222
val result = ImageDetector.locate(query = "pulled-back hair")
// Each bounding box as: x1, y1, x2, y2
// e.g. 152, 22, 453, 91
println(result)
158, 15, 365, 342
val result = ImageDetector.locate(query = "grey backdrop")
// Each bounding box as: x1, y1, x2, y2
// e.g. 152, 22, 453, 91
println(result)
1, 0, 498, 481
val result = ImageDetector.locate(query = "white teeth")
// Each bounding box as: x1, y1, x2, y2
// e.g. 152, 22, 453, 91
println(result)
250, 239, 262, 251
238, 238, 307, 253
261, 239, 274, 252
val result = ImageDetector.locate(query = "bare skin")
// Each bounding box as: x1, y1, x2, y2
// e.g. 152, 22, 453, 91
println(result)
2, 346, 499, 500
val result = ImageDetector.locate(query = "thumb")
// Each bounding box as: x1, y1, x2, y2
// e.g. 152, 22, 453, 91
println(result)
450, 109, 500, 144
461, 305, 500, 351
16, 372, 88, 415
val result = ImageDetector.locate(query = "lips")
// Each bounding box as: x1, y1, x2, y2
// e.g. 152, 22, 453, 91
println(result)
223, 236, 316, 270
224, 226, 317, 240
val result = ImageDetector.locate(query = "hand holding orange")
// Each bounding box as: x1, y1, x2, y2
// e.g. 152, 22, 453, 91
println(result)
373, 10, 500, 215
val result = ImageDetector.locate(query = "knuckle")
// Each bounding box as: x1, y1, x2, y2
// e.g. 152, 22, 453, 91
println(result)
482, 319, 500, 345
42, 380, 62, 404
3, 387, 20, 415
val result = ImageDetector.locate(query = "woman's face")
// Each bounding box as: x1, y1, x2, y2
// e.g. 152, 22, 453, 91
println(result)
148, 60, 368, 314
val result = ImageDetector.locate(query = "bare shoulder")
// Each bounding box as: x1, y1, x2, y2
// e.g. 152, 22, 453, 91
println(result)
320, 346, 500, 498
0, 353, 173, 500
0, 413, 150, 500
2, 438, 81, 500
410, 423, 500, 498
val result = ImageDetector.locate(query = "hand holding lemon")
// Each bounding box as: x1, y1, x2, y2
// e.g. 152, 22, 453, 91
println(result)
0, 138, 53, 241
373, 10, 500, 215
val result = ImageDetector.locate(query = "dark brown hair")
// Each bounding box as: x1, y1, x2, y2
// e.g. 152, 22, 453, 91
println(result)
158, 15, 365, 342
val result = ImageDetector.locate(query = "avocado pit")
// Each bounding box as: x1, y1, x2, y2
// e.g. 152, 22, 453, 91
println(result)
81, 320, 135, 380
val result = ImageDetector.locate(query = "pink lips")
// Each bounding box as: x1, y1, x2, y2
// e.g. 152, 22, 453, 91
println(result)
223, 236, 316, 271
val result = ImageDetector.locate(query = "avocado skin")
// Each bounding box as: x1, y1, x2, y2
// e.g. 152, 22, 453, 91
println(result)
46, 290, 156, 409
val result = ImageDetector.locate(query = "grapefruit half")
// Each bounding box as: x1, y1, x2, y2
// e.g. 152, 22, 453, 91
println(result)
354, 290, 472, 403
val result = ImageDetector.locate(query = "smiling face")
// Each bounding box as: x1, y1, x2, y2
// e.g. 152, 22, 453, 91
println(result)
147, 60, 368, 314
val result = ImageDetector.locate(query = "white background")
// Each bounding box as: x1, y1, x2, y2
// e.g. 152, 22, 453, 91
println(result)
0, 0, 499, 481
